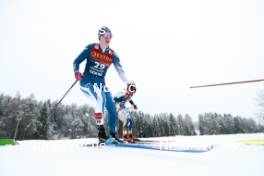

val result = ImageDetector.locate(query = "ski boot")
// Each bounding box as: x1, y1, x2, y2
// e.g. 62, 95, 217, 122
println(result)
110, 132, 123, 144
123, 134, 141, 143
103, 132, 120, 145
123, 135, 133, 143
97, 125, 108, 144
97, 125, 121, 145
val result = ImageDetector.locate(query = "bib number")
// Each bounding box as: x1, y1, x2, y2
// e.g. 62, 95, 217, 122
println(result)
94, 61, 105, 70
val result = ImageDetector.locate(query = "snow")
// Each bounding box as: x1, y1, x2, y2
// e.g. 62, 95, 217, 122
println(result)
1, 133, 264, 176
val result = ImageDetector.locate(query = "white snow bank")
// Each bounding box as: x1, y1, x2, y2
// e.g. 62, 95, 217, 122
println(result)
1, 133, 263, 176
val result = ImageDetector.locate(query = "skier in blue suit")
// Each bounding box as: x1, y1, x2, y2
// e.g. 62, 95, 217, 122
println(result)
114, 81, 138, 142
73, 26, 134, 143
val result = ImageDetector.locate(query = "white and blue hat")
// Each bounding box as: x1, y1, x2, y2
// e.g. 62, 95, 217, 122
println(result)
98, 26, 112, 39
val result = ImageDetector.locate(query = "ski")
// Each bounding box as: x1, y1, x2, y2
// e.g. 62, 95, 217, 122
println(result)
81, 141, 216, 153
114, 142, 215, 153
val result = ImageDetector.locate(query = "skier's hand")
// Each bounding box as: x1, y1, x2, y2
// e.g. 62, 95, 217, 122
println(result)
75, 72, 83, 81
133, 104, 138, 110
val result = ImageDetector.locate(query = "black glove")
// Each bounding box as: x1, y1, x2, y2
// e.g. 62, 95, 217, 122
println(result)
133, 104, 138, 110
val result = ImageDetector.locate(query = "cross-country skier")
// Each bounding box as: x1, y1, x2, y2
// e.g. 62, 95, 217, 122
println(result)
114, 81, 138, 142
73, 26, 133, 144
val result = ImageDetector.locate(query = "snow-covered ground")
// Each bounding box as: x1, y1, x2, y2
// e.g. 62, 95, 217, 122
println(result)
1, 133, 264, 176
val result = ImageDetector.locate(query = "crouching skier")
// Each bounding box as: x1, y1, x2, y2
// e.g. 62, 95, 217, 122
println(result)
114, 82, 139, 143
73, 26, 131, 144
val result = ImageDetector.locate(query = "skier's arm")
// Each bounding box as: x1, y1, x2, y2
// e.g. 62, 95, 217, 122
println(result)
128, 99, 135, 105
129, 99, 138, 109
73, 44, 92, 73
113, 53, 128, 83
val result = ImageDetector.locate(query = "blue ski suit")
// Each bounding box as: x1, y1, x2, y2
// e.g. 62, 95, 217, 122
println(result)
73, 43, 128, 133
114, 91, 136, 135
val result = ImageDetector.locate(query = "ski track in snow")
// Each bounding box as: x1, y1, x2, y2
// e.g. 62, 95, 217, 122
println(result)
1, 133, 264, 176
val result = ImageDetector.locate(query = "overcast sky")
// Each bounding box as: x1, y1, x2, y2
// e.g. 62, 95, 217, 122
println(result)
1, 0, 264, 120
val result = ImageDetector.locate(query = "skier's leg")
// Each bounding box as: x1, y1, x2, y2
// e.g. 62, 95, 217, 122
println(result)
126, 118, 133, 134
118, 108, 127, 123
118, 109, 128, 138
80, 83, 107, 142
121, 109, 134, 142
104, 91, 119, 137
80, 83, 104, 125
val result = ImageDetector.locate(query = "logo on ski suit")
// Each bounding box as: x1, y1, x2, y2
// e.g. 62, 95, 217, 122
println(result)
90, 44, 113, 66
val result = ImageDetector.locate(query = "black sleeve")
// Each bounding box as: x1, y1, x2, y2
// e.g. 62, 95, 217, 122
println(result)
129, 99, 135, 105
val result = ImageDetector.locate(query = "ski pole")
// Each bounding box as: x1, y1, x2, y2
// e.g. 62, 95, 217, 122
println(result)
55, 79, 78, 107
41, 79, 78, 139
190, 78, 264, 88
